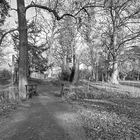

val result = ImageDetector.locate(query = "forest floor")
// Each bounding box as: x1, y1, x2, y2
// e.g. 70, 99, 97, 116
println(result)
0, 79, 140, 140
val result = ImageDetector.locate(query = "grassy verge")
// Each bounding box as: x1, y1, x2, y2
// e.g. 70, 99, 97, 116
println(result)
0, 100, 18, 116
120, 80, 140, 88
63, 81, 140, 140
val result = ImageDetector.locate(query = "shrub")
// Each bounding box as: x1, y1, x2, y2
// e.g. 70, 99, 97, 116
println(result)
79, 69, 92, 80
58, 69, 71, 81
0, 69, 12, 80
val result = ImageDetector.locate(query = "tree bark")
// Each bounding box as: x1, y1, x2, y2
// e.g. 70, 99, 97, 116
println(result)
73, 57, 79, 85
17, 0, 28, 100
110, 30, 119, 84
89, 46, 95, 80
62, 55, 70, 73
91, 67, 95, 80
95, 63, 98, 81
123, 73, 127, 81
110, 61, 119, 84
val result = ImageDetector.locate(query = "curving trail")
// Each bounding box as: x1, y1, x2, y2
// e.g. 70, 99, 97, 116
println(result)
0, 81, 88, 140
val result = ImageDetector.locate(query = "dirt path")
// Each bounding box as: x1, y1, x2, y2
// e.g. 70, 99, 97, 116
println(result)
0, 83, 88, 140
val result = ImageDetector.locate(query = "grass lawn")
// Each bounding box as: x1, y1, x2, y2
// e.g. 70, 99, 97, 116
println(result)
120, 80, 140, 88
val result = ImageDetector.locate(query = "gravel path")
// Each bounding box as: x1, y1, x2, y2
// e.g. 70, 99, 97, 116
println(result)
0, 84, 88, 140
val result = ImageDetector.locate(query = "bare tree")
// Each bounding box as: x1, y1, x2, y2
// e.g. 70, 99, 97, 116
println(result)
101, 0, 140, 84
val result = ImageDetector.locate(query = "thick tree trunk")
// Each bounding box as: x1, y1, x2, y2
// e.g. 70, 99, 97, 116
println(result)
110, 61, 119, 84
17, 0, 28, 100
109, 32, 119, 84
62, 55, 70, 73
91, 64, 95, 80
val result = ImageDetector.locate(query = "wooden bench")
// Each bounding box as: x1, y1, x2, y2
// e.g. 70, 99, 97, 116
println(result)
25, 84, 38, 99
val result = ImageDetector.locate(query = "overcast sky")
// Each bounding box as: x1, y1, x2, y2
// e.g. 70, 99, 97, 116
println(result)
1, 0, 88, 69
1, 0, 46, 69
7, 0, 36, 27
0, 0, 28, 69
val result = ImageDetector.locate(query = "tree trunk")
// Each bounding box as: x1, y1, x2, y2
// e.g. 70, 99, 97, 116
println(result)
17, 0, 28, 100
91, 65, 95, 80
110, 61, 119, 84
62, 55, 70, 73
90, 47, 95, 80
95, 64, 98, 81
73, 58, 79, 85
123, 74, 127, 81
137, 73, 139, 80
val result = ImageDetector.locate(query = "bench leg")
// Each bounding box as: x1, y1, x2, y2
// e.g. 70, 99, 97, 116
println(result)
26, 93, 32, 99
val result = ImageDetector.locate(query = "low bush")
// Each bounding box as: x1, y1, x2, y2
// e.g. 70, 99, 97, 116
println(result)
0, 69, 12, 80
58, 70, 71, 81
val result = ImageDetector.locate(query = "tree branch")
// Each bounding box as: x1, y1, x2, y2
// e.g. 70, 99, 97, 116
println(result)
25, 3, 103, 21
116, 32, 140, 51
53, 0, 59, 10
25, 4, 76, 20
10, 8, 17, 12
0, 28, 18, 46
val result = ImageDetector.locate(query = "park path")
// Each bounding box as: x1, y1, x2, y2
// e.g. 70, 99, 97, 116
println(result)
0, 82, 87, 140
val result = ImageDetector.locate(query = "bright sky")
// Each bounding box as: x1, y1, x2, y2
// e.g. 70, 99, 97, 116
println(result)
1, 0, 37, 69
1, 0, 87, 69
6, 0, 36, 27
